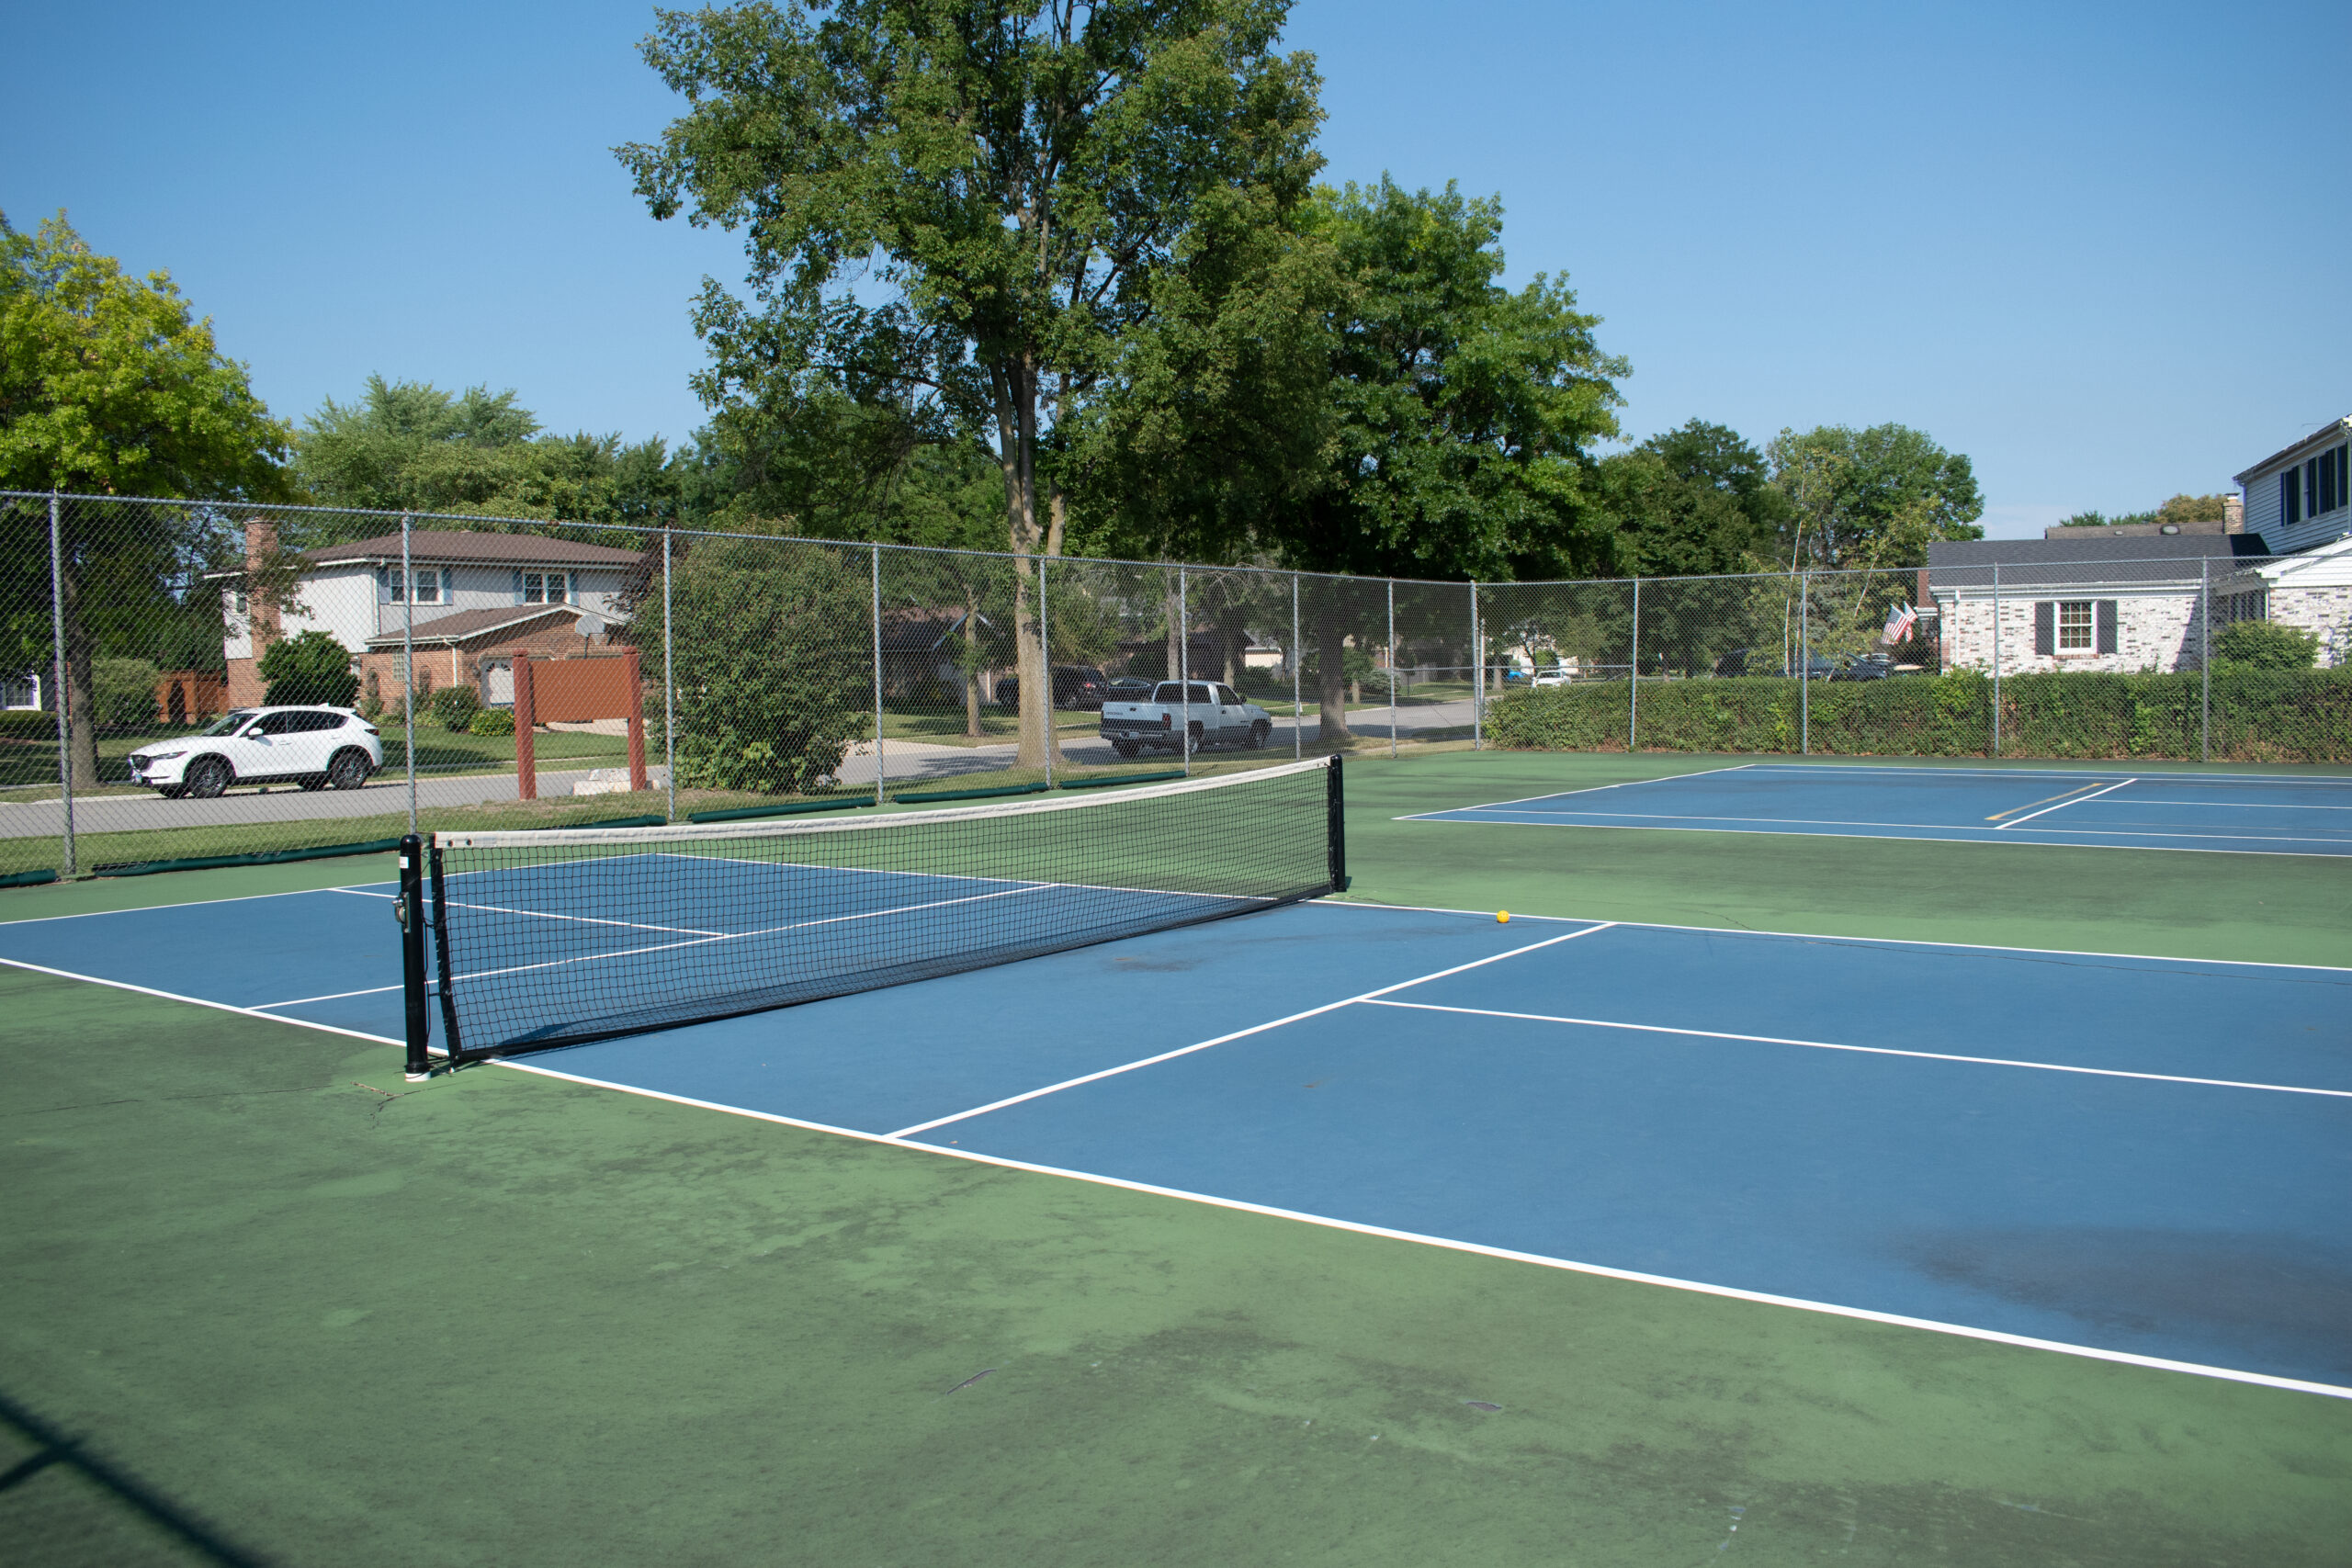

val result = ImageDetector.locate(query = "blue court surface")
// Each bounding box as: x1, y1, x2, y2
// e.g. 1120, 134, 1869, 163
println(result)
4, 880, 2349, 1397
1407, 761, 2352, 854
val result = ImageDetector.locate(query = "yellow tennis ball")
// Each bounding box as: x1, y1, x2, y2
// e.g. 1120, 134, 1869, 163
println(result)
1497, 910, 1510, 923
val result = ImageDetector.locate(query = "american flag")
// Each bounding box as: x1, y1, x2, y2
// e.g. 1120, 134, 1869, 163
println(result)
1883, 602, 1918, 645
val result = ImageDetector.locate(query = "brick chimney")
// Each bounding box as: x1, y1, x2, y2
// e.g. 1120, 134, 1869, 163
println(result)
2223, 492, 2244, 534
244, 517, 282, 652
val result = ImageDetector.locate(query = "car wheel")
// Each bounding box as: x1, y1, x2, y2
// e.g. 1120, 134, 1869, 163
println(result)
327, 749, 371, 790
1185, 725, 1203, 755
1113, 739, 1138, 759
184, 757, 232, 799
1246, 721, 1270, 750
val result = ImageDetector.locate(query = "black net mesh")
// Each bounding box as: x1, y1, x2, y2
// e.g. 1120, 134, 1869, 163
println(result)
425, 755, 1340, 1058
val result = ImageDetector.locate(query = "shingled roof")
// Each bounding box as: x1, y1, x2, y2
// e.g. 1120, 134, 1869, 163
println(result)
305, 530, 646, 568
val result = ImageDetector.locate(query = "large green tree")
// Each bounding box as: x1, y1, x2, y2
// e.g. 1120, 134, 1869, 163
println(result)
1765, 423, 1983, 572
0, 211, 292, 785
620, 0, 1326, 767
1589, 420, 1784, 579
1264, 177, 1623, 737
291, 376, 687, 543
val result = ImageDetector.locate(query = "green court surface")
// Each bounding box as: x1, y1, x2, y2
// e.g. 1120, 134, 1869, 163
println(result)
5, 750, 2349, 1566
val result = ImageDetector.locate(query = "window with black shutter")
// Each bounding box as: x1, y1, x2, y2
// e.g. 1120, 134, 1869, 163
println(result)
2033, 601, 2055, 655
2284, 468, 2301, 525
2095, 600, 2118, 654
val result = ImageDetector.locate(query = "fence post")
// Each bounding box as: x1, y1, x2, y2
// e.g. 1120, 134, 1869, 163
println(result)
2199, 558, 2211, 762
48, 492, 74, 877
1990, 561, 2002, 759
1470, 581, 1481, 751
1799, 572, 1810, 755
871, 543, 885, 807
1628, 576, 1641, 752
1178, 568, 1191, 775
1386, 578, 1397, 760
1039, 554, 1054, 789
401, 512, 417, 834
1291, 573, 1302, 761
662, 528, 677, 821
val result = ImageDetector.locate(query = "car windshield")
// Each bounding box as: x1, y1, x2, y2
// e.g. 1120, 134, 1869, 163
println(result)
200, 710, 257, 737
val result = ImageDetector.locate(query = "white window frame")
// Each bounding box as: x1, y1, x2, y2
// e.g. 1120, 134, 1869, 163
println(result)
389, 568, 444, 604
522, 570, 571, 605
2056, 599, 2094, 652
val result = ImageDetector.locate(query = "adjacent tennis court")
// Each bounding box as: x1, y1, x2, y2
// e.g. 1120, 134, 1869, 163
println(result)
6, 749, 2350, 1566
1408, 761, 2352, 854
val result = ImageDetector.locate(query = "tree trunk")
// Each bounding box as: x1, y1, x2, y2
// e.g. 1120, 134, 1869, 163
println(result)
996, 363, 1058, 771
59, 553, 99, 791
962, 582, 982, 739
1315, 604, 1351, 744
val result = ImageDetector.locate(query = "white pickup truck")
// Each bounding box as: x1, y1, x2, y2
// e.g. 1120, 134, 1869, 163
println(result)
1098, 681, 1274, 758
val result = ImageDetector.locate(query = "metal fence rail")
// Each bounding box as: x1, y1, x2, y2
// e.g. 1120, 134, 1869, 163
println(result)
3, 490, 2346, 882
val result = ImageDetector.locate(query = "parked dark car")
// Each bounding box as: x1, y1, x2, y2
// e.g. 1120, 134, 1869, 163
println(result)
1826, 653, 1893, 682
995, 665, 1110, 710
1102, 675, 1157, 703
1713, 648, 1840, 680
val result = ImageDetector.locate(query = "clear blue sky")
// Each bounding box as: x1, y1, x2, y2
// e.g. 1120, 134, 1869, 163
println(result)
8, 1, 2345, 537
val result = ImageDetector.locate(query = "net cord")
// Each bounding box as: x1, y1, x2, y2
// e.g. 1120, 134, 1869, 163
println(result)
433, 755, 1336, 852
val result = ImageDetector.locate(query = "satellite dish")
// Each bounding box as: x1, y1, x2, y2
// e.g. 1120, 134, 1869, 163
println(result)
574, 611, 606, 638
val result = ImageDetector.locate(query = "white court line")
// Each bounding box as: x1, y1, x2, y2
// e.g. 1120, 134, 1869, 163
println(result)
1411, 761, 1763, 814
436, 897, 726, 939
0, 955, 401, 1046
1995, 777, 2136, 829
1363, 999, 2352, 1100
887, 922, 1620, 1139
493, 1055, 2352, 1403
2069, 798, 2352, 812
1397, 812, 2352, 857
0, 881, 394, 928
1732, 762, 2352, 785
1317, 897, 2352, 974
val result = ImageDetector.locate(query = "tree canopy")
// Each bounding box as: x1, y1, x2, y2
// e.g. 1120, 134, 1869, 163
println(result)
621, 0, 1327, 764
1, 210, 291, 498
291, 375, 686, 540
1765, 422, 1983, 571
1266, 177, 1624, 582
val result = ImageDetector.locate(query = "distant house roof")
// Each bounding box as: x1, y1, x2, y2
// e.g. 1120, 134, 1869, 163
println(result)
363, 605, 588, 649
879, 607, 991, 653
306, 530, 646, 569
1928, 535, 2270, 593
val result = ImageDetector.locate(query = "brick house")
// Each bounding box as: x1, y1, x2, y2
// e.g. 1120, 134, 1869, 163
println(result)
1928, 415, 2352, 674
222, 521, 646, 707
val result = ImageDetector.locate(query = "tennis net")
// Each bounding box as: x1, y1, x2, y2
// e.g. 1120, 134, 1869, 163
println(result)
402, 755, 1345, 1066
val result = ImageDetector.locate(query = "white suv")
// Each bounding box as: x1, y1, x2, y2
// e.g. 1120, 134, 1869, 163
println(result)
128, 706, 383, 798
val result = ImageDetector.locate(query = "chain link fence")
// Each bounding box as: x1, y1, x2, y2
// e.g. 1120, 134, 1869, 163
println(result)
5, 491, 2347, 884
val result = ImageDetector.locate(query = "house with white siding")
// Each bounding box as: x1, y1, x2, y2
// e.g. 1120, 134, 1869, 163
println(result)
2236, 416, 2352, 555
222, 521, 645, 708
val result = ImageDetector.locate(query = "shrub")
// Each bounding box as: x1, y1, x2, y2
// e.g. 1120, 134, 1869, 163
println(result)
258, 630, 359, 707
468, 707, 515, 736
92, 658, 163, 730
429, 683, 481, 730
0, 710, 56, 740
634, 535, 869, 794
2212, 619, 2320, 671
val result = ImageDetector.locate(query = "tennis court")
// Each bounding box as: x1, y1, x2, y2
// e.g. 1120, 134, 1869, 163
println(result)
5, 750, 2350, 1566
1409, 761, 2352, 854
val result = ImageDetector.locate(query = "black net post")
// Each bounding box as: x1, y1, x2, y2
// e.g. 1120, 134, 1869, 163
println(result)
399, 833, 430, 1079
1326, 755, 1349, 892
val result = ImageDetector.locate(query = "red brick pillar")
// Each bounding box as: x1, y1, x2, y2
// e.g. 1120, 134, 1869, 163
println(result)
624, 648, 648, 793
514, 656, 537, 801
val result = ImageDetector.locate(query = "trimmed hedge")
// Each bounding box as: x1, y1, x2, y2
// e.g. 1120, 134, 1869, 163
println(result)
1487, 667, 2352, 762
